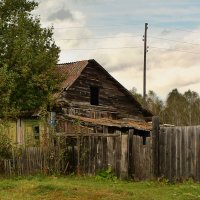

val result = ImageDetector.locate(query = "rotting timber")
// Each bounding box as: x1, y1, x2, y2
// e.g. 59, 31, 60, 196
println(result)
55, 59, 152, 135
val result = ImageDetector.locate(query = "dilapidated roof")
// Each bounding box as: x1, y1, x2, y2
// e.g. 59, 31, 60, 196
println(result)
56, 60, 89, 90
59, 114, 152, 131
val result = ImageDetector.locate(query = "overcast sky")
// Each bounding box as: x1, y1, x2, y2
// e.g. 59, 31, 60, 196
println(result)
34, 0, 200, 99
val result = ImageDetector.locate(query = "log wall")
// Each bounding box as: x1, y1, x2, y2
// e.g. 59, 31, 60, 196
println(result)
61, 62, 145, 120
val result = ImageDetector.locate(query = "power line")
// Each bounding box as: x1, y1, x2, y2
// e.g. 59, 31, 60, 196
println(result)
150, 46, 200, 55
149, 36, 200, 46
56, 35, 141, 41
53, 25, 128, 29
54, 33, 200, 46
61, 46, 143, 51
163, 27, 200, 34
46, 22, 143, 30
59, 45, 200, 55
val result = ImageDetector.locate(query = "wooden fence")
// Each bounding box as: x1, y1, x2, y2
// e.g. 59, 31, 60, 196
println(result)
159, 126, 200, 181
2, 119, 200, 181
1, 132, 153, 179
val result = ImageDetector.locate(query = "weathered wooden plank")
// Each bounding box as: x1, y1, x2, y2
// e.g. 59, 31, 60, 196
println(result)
193, 127, 197, 181
166, 128, 172, 180
120, 134, 128, 179
171, 128, 176, 180
152, 116, 160, 177
115, 135, 121, 178
128, 130, 133, 178
159, 128, 164, 177
196, 127, 200, 181
176, 127, 181, 180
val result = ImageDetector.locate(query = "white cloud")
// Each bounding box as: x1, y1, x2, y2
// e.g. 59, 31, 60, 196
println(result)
33, 0, 200, 99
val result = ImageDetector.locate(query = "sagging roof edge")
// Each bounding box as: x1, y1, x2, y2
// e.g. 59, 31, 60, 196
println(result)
57, 114, 152, 132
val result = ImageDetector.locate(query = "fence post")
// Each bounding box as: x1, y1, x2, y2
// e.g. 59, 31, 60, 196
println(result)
152, 116, 160, 178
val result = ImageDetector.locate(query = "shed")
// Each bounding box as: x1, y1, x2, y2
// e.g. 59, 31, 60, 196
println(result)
54, 59, 152, 135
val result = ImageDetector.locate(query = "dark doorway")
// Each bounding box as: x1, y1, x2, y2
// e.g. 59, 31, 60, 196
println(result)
90, 86, 99, 105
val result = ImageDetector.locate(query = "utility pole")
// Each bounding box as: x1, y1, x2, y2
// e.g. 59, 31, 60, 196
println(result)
143, 23, 148, 102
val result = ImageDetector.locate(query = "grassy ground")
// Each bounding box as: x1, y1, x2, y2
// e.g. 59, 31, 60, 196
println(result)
0, 176, 200, 200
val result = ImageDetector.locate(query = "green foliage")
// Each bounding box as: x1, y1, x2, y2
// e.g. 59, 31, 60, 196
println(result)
131, 88, 200, 126
0, 126, 12, 159
130, 87, 143, 104
96, 165, 117, 181
0, 0, 61, 118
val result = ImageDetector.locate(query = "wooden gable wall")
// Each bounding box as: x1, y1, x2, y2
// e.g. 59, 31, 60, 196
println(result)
60, 61, 146, 121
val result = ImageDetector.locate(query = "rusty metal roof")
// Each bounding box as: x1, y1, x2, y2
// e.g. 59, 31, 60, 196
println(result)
60, 114, 152, 131
56, 60, 89, 90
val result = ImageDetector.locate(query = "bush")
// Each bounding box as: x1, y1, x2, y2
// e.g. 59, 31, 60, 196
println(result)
96, 166, 117, 181
0, 131, 12, 159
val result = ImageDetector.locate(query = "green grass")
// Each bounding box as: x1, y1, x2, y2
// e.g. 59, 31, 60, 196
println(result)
0, 176, 199, 200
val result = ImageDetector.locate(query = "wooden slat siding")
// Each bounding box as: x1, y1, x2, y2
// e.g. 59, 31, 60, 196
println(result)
96, 136, 100, 169
128, 130, 133, 177
180, 127, 185, 180
86, 136, 90, 174
163, 128, 167, 178
159, 126, 200, 182
185, 126, 189, 179
197, 127, 200, 181
152, 116, 160, 177
183, 127, 187, 179
132, 135, 136, 179
94, 136, 98, 174
194, 127, 197, 181
100, 137, 106, 169
131, 135, 136, 179
147, 135, 150, 178
171, 128, 176, 180
192, 126, 195, 179
132, 135, 143, 180
112, 136, 117, 174
176, 127, 181, 180
88, 136, 91, 174
188, 126, 193, 178
120, 134, 128, 179
150, 134, 153, 179
169, 128, 172, 181
91, 136, 95, 174
103, 136, 107, 169
159, 128, 164, 177
107, 136, 114, 170
146, 137, 150, 178
165, 128, 171, 180
115, 134, 121, 177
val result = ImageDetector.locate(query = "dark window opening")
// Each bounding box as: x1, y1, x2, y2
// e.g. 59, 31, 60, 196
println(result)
142, 135, 147, 145
33, 125, 40, 140
90, 86, 99, 105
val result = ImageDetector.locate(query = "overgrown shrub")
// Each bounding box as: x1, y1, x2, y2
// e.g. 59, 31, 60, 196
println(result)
0, 130, 12, 159
96, 166, 117, 181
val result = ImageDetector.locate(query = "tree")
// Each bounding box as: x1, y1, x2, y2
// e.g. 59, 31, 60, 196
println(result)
164, 89, 187, 125
183, 90, 200, 125
130, 87, 143, 104
146, 90, 164, 115
0, 0, 60, 118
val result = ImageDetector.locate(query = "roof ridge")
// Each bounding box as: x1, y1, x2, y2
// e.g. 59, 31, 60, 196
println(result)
57, 59, 90, 66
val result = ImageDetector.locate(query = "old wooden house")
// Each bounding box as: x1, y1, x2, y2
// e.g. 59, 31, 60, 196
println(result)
55, 59, 152, 136
2, 59, 152, 146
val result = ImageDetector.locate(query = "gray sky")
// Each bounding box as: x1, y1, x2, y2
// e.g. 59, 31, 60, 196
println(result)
35, 0, 200, 99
